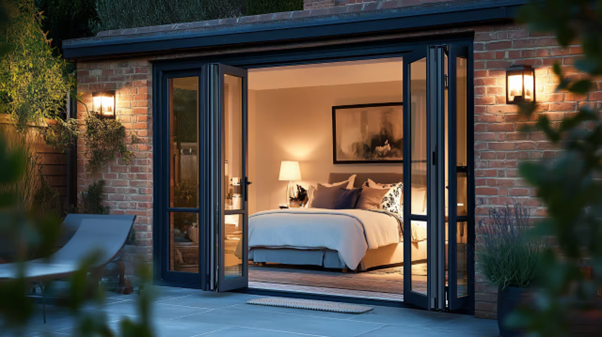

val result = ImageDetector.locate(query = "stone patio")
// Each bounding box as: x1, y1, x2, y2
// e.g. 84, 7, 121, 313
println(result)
4, 286, 498, 336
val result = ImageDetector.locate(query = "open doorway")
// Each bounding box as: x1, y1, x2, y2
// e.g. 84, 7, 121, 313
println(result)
241, 58, 427, 301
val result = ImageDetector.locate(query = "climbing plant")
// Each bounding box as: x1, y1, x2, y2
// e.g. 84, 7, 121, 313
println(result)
45, 99, 139, 173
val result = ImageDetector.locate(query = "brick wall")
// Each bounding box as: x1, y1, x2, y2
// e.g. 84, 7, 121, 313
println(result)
472, 24, 585, 319
76, 59, 153, 274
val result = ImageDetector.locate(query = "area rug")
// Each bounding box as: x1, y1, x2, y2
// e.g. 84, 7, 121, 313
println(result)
247, 297, 373, 314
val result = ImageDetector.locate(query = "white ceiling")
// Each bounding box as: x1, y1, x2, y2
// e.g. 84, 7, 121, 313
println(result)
249, 58, 404, 91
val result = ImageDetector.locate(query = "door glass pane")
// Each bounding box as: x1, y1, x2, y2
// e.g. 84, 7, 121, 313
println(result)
225, 214, 243, 279
456, 57, 468, 216
457, 221, 468, 297
223, 73, 244, 280
410, 58, 428, 215
224, 74, 244, 211
444, 53, 449, 218
411, 220, 428, 295
169, 212, 198, 272
170, 77, 199, 208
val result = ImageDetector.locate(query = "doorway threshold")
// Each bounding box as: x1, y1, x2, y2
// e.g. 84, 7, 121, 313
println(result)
249, 281, 404, 302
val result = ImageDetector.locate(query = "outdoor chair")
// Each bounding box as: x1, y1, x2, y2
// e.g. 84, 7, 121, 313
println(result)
0, 214, 136, 323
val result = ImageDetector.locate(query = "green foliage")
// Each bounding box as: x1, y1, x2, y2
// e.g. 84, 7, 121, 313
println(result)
477, 202, 543, 290
247, 0, 303, 16
507, 1, 602, 335
35, 0, 99, 54
0, 0, 70, 130
84, 113, 137, 172
71, 179, 110, 215
32, 170, 64, 219
93, 0, 302, 32
45, 105, 138, 173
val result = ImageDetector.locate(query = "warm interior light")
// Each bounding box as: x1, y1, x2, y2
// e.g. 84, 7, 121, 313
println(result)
523, 74, 534, 101
101, 96, 114, 116
93, 96, 102, 112
92, 91, 116, 118
279, 161, 301, 181
508, 74, 523, 102
507, 65, 535, 104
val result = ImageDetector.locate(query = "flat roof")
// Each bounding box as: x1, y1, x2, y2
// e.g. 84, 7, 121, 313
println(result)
63, 0, 526, 60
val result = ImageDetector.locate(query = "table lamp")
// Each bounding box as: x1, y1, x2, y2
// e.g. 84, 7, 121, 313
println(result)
279, 161, 301, 207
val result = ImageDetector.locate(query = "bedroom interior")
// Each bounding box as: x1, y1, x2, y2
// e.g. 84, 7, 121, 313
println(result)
242, 58, 428, 301
167, 55, 468, 302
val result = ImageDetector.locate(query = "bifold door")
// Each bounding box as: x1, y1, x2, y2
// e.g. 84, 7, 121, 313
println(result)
156, 64, 249, 291
403, 45, 473, 311
201, 64, 250, 292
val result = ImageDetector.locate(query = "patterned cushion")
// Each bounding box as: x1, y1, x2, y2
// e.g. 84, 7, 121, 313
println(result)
362, 179, 403, 214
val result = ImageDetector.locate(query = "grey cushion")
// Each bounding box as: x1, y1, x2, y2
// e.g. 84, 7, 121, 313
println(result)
312, 185, 344, 209
334, 188, 363, 209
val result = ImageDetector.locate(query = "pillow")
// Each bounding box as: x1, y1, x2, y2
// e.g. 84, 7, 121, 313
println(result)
380, 183, 403, 214
318, 174, 356, 190
334, 188, 363, 209
305, 185, 317, 208
355, 187, 389, 211
311, 185, 344, 209
307, 174, 357, 207
362, 179, 403, 214
362, 179, 398, 190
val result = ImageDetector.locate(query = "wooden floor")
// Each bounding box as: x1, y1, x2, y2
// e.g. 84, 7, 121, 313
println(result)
248, 263, 428, 301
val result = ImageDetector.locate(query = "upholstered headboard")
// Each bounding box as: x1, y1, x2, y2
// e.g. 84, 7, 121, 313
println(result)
328, 173, 403, 188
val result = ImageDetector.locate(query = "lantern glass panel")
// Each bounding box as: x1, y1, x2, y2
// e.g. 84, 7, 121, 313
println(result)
523, 73, 534, 101
508, 73, 523, 103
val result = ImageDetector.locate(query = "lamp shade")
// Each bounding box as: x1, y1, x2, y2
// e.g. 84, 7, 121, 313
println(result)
279, 161, 301, 181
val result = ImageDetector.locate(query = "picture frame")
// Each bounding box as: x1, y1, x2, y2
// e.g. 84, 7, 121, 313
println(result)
332, 102, 404, 164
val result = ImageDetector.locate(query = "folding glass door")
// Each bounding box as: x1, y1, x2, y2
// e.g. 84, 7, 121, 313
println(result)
403, 44, 472, 311
157, 65, 249, 291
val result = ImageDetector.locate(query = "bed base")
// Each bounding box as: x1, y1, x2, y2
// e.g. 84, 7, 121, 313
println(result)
249, 240, 427, 272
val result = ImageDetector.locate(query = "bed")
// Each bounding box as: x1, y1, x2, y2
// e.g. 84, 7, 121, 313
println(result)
246, 173, 428, 271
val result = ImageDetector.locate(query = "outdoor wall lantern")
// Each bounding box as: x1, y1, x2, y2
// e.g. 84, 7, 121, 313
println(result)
506, 65, 535, 104
92, 91, 116, 118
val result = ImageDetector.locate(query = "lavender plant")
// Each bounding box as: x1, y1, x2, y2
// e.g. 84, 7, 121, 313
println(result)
477, 202, 543, 290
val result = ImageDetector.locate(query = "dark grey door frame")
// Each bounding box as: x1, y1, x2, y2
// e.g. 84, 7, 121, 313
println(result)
152, 34, 475, 311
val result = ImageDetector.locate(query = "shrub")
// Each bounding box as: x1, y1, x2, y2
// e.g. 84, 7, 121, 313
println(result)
93, 0, 303, 32
71, 179, 110, 215
0, 0, 70, 129
247, 0, 303, 16
477, 202, 543, 290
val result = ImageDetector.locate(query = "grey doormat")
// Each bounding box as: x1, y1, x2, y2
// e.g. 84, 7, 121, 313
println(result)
247, 297, 373, 314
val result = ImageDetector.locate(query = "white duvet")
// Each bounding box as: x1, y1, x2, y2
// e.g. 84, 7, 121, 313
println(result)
248, 208, 402, 270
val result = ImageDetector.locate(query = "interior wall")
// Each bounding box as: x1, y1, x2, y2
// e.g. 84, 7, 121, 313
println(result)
249, 81, 403, 214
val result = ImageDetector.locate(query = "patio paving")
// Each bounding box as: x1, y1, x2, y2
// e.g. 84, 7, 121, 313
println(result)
1, 286, 498, 336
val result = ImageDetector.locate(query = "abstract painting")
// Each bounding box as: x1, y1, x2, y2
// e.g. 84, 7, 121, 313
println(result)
333, 102, 403, 164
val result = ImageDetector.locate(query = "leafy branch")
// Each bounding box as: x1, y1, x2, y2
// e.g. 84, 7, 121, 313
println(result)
44, 97, 140, 173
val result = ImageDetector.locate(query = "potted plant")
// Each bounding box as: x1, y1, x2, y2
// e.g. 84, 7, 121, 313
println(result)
477, 201, 543, 337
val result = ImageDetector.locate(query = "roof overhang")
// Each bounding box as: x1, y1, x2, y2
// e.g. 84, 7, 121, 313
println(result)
63, 0, 526, 60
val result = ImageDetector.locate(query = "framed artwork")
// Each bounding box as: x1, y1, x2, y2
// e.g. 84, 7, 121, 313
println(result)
332, 102, 403, 164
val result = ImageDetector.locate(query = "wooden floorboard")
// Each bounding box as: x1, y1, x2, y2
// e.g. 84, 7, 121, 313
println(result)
248, 263, 428, 296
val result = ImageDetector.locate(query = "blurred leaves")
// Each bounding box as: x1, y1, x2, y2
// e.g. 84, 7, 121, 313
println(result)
0, 0, 71, 130
512, 1, 602, 336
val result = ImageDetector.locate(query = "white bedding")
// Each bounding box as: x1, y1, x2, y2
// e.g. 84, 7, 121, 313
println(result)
248, 208, 402, 270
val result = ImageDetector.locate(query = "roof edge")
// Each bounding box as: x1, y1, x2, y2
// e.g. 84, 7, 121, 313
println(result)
64, 0, 526, 60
